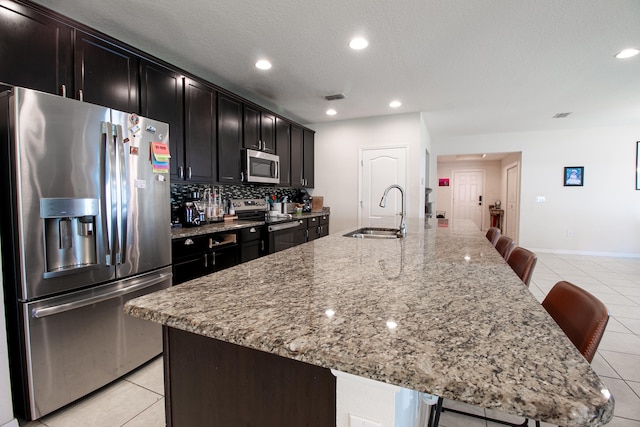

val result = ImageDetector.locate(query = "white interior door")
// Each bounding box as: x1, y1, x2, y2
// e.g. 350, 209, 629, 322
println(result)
359, 147, 407, 229
506, 164, 520, 242
452, 170, 484, 229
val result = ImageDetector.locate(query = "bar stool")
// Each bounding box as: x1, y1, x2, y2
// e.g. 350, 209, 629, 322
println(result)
506, 247, 537, 287
485, 227, 500, 246
495, 236, 515, 260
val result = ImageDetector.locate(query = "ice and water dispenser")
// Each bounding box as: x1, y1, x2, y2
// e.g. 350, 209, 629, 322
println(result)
40, 198, 99, 276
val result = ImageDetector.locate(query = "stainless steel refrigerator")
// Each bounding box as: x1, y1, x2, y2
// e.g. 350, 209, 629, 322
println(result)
0, 87, 172, 420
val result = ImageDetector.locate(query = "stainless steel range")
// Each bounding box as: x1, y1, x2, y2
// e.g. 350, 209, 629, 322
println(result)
231, 198, 307, 253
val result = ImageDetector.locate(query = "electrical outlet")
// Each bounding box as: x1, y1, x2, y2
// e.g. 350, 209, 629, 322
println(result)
567, 229, 573, 238
535, 196, 546, 203
348, 414, 381, 427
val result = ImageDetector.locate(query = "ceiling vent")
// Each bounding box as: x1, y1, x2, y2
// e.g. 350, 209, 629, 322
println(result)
553, 112, 572, 118
325, 93, 345, 101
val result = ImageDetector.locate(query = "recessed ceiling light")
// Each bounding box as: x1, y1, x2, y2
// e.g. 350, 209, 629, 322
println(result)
255, 59, 272, 70
326, 109, 337, 116
349, 37, 368, 50
615, 48, 639, 59
389, 100, 402, 108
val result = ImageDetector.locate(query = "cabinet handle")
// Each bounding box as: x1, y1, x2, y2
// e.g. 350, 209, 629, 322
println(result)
258, 140, 262, 150
261, 240, 264, 251
178, 166, 184, 179
187, 166, 192, 179
212, 252, 216, 267
77, 89, 83, 102
240, 172, 244, 182
60, 85, 67, 97
203, 253, 208, 268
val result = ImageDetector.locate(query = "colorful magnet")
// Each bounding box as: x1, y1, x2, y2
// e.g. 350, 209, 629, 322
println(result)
130, 146, 139, 155
129, 114, 139, 125
130, 124, 140, 134
146, 125, 156, 134
123, 137, 130, 144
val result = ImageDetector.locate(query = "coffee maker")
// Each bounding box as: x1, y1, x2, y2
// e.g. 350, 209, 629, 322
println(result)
294, 189, 312, 212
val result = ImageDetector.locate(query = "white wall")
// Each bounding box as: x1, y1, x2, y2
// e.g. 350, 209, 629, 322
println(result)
433, 125, 640, 256
310, 113, 430, 234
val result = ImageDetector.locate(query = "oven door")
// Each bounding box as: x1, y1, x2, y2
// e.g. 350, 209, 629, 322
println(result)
243, 149, 279, 184
267, 220, 305, 253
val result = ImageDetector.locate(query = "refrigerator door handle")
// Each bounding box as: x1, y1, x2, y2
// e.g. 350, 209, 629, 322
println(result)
115, 124, 128, 264
101, 122, 114, 265
31, 272, 172, 318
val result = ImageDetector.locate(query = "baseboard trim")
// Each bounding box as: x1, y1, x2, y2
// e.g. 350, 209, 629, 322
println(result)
530, 248, 640, 259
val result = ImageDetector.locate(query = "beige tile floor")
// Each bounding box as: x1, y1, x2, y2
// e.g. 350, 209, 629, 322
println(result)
18, 253, 640, 427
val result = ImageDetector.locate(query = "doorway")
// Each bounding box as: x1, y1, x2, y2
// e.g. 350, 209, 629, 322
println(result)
505, 163, 520, 242
359, 146, 407, 229
451, 169, 485, 230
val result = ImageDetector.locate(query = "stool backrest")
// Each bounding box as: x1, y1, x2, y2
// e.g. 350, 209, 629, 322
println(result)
506, 247, 537, 286
485, 227, 500, 246
541, 281, 609, 363
495, 236, 515, 260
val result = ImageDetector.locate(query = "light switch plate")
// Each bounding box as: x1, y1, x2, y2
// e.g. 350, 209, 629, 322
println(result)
535, 196, 546, 203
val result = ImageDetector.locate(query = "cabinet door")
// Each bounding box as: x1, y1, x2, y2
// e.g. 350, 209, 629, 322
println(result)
307, 216, 320, 241
275, 118, 291, 186
303, 129, 315, 188
218, 94, 243, 183
243, 104, 260, 150
140, 60, 184, 178
290, 125, 304, 187
0, 2, 72, 94
185, 79, 217, 182
74, 31, 139, 111
260, 111, 275, 152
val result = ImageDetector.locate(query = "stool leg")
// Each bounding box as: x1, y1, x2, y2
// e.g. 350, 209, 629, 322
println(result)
428, 397, 444, 427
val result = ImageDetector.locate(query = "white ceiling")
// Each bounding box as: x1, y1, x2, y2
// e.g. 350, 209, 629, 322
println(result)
33, 0, 640, 139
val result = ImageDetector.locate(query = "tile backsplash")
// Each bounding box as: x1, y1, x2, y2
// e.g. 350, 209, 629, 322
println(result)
170, 183, 303, 222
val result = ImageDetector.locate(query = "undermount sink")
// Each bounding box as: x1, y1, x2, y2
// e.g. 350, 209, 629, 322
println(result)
343, 228, 402, 239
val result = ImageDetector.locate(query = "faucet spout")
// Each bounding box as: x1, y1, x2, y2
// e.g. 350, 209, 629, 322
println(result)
379, 184, 407, 236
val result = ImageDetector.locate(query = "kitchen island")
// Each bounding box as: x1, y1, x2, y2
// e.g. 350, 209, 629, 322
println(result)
125, 219, 614, 426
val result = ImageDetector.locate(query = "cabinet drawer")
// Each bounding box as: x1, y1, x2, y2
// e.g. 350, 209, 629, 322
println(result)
240, 226, 263, 242
172, 235, 210, 259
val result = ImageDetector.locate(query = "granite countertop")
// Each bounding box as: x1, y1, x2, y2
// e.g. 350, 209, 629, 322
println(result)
171, 211, 329, 239
126, 219, 614, 426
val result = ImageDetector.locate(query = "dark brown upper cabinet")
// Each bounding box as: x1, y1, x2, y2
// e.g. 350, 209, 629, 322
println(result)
302, 129, 315, 188
275, 118, 291, 187
74, 31, 139, 112
140, 60, 184, 178
0, 2, 72, 95
218, 94, 243, 184
184, 79, 217, 182
243, 105, 275, 153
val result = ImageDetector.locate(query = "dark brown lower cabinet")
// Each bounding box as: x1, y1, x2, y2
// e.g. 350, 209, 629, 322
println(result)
163, 326, 336, 426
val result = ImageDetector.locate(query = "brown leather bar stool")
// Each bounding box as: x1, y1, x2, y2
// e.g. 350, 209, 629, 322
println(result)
506, 247, 537, 287
485, 227, 500, 246
495, 235, 515, 260
432, 281, 609, 427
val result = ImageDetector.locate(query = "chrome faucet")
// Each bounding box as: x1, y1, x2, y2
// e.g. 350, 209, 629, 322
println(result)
379, 184, 407, 236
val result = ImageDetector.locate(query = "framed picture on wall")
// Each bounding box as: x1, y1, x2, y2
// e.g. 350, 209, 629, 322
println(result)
636, 141, 640, 190
564, 166, 584, 187
439, 178, 450, 186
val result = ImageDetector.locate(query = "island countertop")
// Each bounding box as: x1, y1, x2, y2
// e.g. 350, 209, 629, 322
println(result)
125, 219, 614, 426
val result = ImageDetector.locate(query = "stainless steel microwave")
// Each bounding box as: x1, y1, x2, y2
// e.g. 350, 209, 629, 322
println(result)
242, 149, 280, 184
